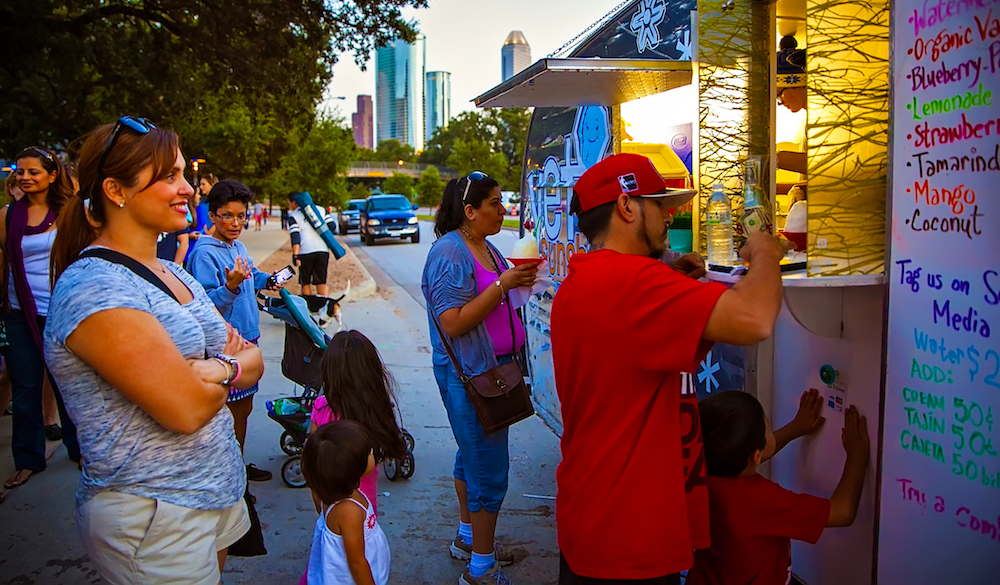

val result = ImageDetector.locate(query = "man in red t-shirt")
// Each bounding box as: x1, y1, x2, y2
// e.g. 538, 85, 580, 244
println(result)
688, 390, 869, 585
551, 153, 791, 583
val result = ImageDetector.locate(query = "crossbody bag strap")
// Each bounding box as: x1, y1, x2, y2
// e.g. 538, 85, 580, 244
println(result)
78, 248, 180, 303
483, 241, 518, 351
428, 303, 472, 383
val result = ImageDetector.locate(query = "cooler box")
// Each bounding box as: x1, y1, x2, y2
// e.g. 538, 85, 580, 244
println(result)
621, 142, 691, 189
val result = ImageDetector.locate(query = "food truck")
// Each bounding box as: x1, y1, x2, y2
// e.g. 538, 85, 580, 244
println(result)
474, 0, 997, 581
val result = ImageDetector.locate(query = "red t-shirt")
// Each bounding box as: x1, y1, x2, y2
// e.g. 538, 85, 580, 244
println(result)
551, 249, 728, 579
686, 474, 831, 585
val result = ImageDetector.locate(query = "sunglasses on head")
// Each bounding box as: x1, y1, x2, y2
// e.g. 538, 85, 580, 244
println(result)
460, 171, 489, 204
97, 116, 157, 177
16, 146, 56, 164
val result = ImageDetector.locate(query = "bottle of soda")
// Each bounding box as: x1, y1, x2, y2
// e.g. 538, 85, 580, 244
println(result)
707, 184, 734, 266
741, 157, 773, 234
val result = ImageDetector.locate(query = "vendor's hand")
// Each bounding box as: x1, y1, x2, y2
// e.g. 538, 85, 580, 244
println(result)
791, 388, 826, 437
500, 263, 538, 290
842, 405, 870, 462
224, 256, 251, 291
672, 253, 706, 280
739, 231, 793, 266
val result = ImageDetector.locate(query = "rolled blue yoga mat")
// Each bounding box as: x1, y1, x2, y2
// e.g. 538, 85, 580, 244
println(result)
291, 191, 346, 260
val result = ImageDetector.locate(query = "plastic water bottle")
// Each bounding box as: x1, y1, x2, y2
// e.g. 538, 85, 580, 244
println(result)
707, 184, 734, 266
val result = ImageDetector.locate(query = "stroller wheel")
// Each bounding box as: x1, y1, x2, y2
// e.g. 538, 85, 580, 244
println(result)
280, 431, 303, 456
400, 451, 415, 479
402, 430, 415, 452
382, 458, 400, 482
281, 456, 308, 488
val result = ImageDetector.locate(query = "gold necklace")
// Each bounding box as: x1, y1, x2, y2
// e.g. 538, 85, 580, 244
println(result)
460, 228, 495, 270
95, 236, 167, 274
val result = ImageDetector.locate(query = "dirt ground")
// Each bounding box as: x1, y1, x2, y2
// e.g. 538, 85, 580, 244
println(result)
256, 240, 369, 298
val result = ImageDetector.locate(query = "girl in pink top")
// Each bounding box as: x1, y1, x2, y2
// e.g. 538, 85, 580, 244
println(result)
301, 330, 407, 584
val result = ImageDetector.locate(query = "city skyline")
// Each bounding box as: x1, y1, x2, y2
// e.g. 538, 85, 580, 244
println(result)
501, 31, 531, 82
323, 0, 616, 121
375, 36, 426, 151
352, 95, 373, 149
425, 71, 451, 143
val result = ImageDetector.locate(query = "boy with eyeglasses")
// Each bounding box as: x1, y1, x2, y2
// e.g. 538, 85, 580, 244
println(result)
188, 180, 278, 486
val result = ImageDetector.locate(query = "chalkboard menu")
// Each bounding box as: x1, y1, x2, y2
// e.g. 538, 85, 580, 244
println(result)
880, 1, 1000, 580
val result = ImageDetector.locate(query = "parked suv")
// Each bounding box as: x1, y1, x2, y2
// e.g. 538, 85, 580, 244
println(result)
338, 199, 365, 234
359, 194, 420, 245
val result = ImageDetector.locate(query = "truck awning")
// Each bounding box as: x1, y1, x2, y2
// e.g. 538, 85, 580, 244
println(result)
473, 58, 692, 108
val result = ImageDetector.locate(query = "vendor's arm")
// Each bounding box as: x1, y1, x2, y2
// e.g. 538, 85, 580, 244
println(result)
777, 150, 807, 175
764, 388, 826, 462
703, 231, 793, 345
67, 309, 230, 435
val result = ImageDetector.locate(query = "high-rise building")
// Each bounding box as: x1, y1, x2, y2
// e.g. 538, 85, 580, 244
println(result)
502, 31, 531, 82
425, 71, 451, 142
352, 95, 373, 150
376, 36, 426, 152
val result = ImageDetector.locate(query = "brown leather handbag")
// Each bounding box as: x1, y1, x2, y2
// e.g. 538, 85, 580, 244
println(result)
431, 314, 534, 435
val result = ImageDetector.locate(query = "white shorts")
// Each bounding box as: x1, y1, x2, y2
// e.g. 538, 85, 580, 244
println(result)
76, 491, 250, 585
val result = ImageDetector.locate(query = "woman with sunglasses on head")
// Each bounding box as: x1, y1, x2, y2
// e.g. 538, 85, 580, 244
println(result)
421, 172, 538, 585
0, 146, 81, 489
45, 117, 263, 584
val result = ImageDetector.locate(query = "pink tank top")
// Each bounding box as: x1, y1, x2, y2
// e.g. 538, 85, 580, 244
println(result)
473, 253, 526, 357
311, 396, 378, 514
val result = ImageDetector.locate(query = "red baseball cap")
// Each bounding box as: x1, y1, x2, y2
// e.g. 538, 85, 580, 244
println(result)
573, 153, 696, 212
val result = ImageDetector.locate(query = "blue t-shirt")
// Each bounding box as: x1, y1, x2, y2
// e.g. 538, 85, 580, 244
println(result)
44, 252, 246, 510
421, 230, 502, 376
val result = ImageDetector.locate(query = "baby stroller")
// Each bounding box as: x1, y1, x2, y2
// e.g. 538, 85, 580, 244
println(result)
259, 289, 415, 487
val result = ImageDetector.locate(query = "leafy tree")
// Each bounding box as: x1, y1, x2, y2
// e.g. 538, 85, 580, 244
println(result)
348, 182, 372, 203
383, 172, 414, 198
447, 138, 508, 184
0, 0, 428, 167
269, 115, 357, 209
416, 165, 444, 211
420, 108, 531, 191
372, 139, 416, 164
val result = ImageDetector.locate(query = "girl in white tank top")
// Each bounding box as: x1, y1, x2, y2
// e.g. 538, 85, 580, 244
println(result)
302, 420, 390, 585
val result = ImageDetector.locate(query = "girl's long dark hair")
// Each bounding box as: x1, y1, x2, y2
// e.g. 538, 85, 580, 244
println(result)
434, 174, 500, 237
320, 330, 407, 463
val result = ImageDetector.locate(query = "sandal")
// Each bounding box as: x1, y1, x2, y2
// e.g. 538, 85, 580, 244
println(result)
3, 468, 43, 489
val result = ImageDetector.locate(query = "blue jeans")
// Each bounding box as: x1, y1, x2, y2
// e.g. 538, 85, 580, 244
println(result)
2, 310, 81, 470
434, 359, 511, 514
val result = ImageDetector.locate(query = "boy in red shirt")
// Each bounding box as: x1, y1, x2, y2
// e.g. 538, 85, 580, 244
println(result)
688, 389, 870, 585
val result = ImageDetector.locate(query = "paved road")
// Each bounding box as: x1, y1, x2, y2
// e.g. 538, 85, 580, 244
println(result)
343, 221, 520, 307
